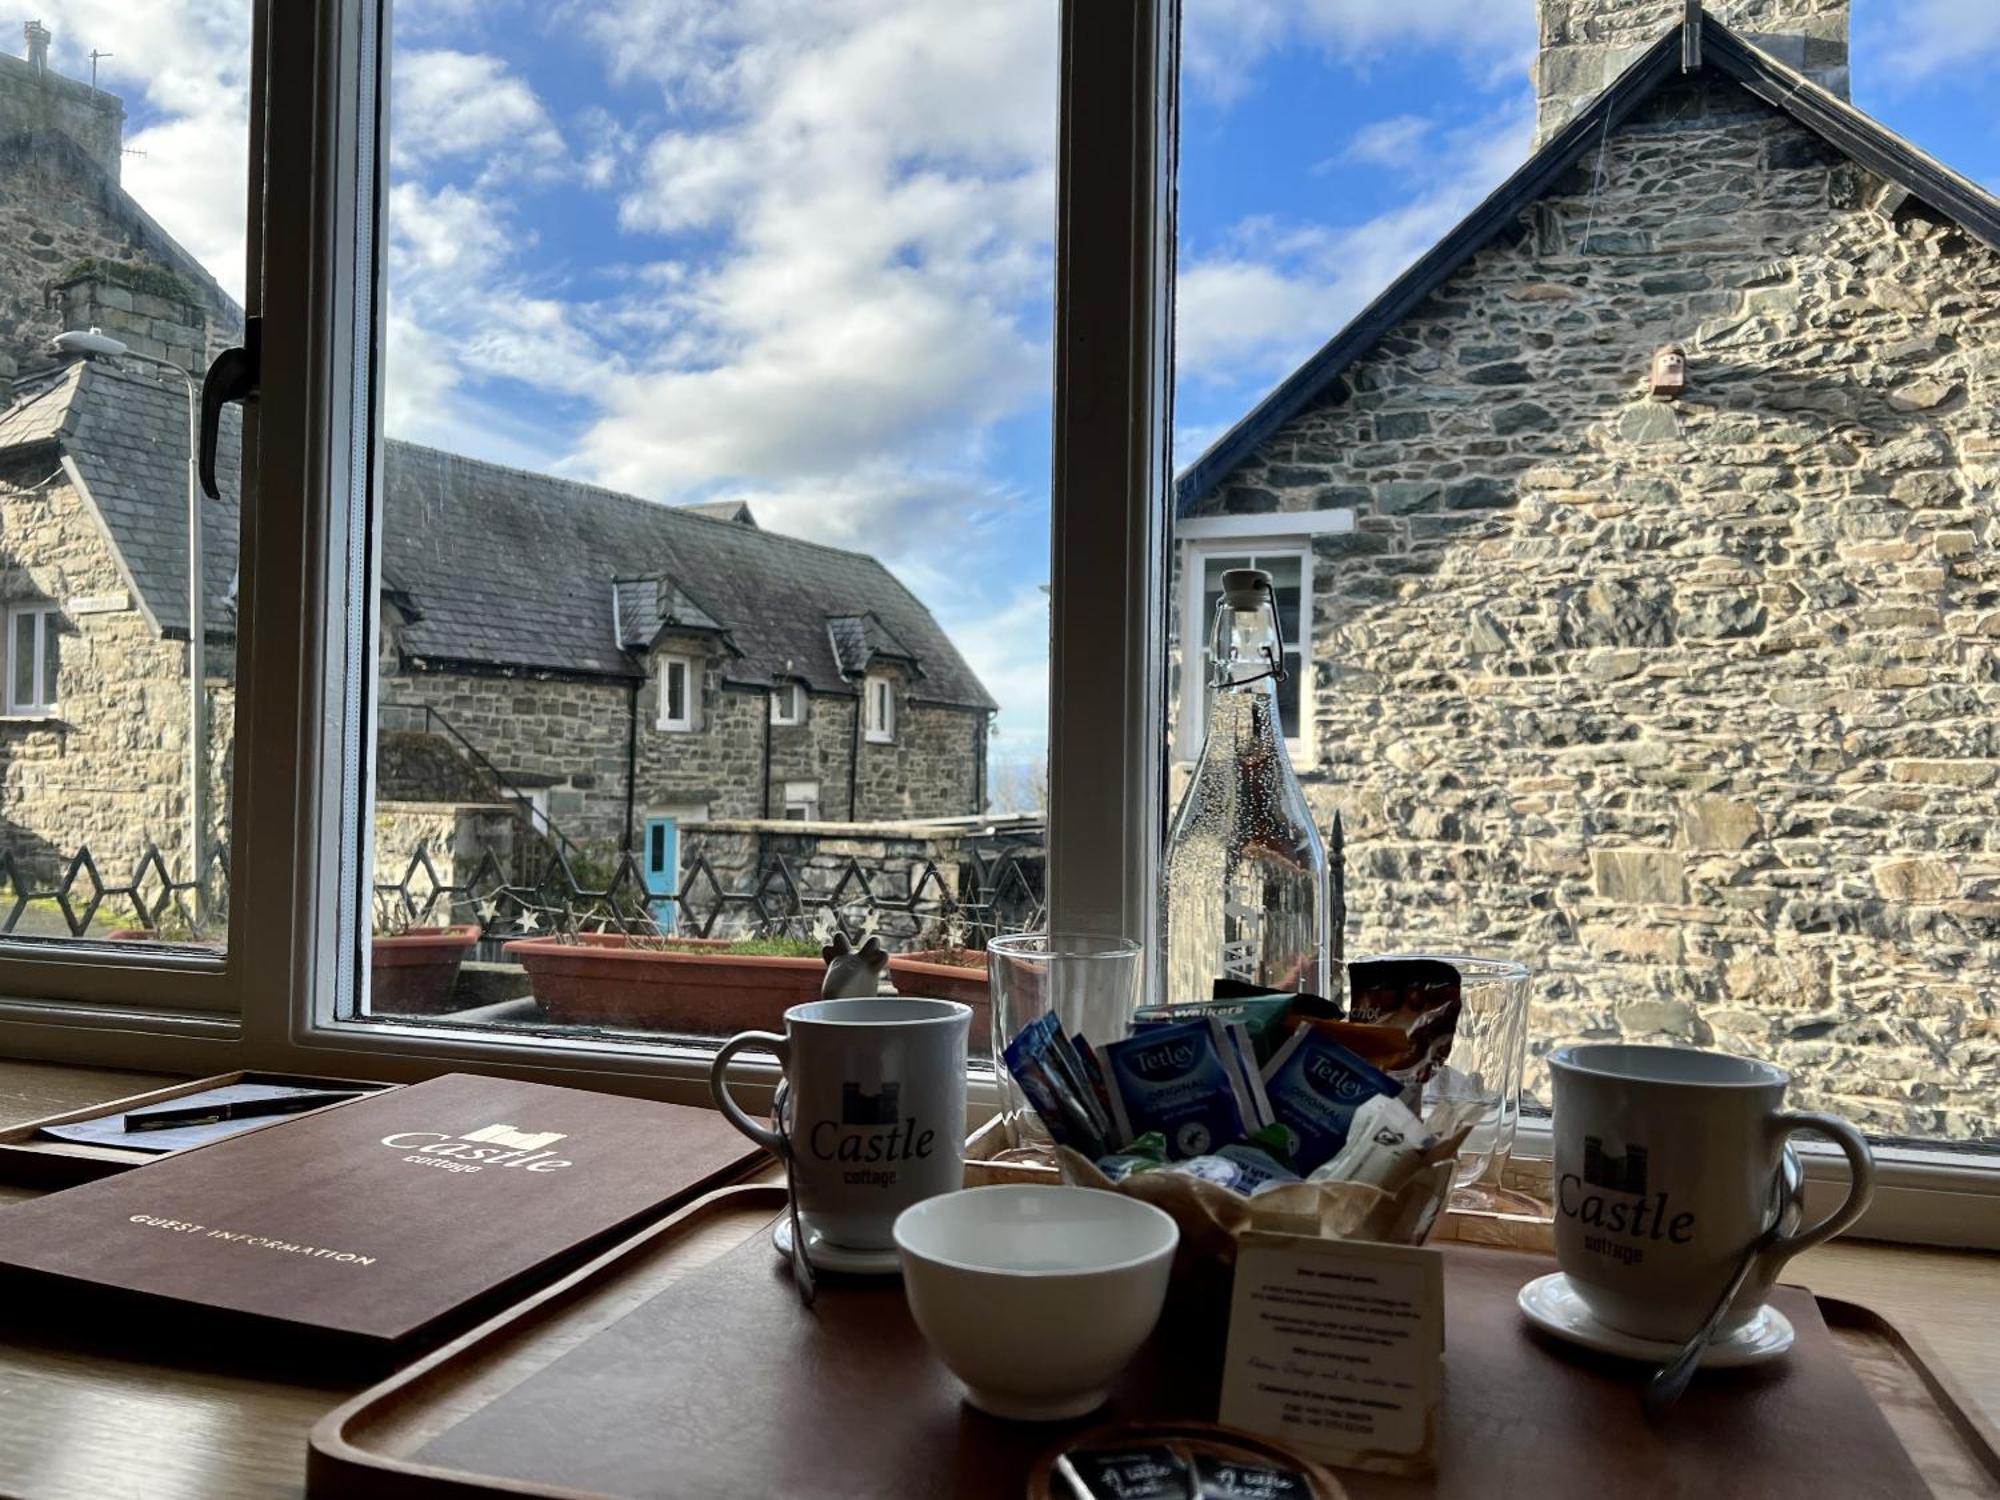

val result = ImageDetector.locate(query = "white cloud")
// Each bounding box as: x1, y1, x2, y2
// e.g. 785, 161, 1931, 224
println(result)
35, 1, 253, 299
1176, 102, 1533, 395
1342, 114, 1435, 169
1183, 0, 1535, 103
1860, 0, 2000, 81
391, 49, 565, 171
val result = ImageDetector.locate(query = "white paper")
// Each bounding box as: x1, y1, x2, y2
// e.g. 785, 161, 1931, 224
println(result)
1217, 1231, 1444, 1476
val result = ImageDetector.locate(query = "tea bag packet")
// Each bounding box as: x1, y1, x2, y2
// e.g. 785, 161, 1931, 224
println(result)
1004, 1012, 1115, 1158
1159, 1139, 1299, 1195
1096, 1130, 1170, 1183
1260, 1028, 1401, 1174
1219, 1021, 1275, 1129
1055, 1445, 1195, 1500
1103, 1017, 1262, 1160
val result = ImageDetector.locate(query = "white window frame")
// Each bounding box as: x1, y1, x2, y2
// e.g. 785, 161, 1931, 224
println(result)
770, 680, 805, 726
863, 672, 896, 744
3, 604, 59, 716
0, 0, 1984, 1251
782, 780, 820, 821
657, 654, 696, 732
1178, 541, 1316, 769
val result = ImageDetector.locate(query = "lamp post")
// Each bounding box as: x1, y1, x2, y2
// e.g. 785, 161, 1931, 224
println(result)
52, 329, 208, 917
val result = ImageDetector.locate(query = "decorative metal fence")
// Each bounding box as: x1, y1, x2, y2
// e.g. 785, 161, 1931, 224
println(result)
373, 828, 1047, 950
0, 840, 229, 940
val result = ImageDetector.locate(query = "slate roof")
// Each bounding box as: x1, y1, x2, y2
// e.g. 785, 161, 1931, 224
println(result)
827, 613, 920, 679
0, 362, 995, 710
0, 360, 240, 637
1176, 11, 2000, 516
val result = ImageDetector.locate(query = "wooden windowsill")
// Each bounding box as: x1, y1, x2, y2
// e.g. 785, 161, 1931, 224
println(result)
0, 1057, 1988, 1499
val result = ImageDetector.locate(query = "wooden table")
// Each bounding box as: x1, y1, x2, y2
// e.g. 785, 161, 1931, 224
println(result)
0, 1059, 1991, 1500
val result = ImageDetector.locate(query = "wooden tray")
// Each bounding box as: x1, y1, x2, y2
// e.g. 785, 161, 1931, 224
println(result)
308, 1183, 2000, 1500
0, 1071, 398, 1186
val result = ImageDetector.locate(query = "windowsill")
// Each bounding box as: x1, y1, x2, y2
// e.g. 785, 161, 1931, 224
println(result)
657, 724, 697, 734
0, 712, 62, 725
865, 733, 895, 745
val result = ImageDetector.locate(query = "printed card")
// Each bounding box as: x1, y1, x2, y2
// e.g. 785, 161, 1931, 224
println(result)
1218, 1230, 1444, 1478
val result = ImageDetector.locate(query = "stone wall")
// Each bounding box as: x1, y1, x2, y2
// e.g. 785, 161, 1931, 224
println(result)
373, 801, 538, 918
1535, 0, 1850, 146
385, 650, 987, 854
0, 47, 122, 180
1179, 75, 2000, 1143
0, 456, 236, 890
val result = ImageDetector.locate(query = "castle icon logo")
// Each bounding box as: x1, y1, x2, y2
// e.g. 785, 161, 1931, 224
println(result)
1581, 1135, 1648, 1196
459, 1124, 569, 1152
840, 1082, 901, 1126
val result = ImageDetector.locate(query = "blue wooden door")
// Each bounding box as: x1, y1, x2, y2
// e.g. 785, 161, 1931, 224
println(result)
643, 816, 679, 931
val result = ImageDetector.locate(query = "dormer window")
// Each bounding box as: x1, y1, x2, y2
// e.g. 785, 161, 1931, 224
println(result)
658, 653, 697, 732
863, 671, 895, 744
771, 680, 805, 726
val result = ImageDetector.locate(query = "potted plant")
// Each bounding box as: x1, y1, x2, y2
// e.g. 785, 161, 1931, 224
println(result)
504, 931, 827, 1031
371, 910, 481, 1016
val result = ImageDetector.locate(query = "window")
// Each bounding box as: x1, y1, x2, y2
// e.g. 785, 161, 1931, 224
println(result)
783, 781, 821, 821
770, 681, 805, 726
658, 656, 696, 732
864, 674, 896, 744
1179, 548, 1309, 763
0, 0, 1984, 1249
4, 605, 59, 716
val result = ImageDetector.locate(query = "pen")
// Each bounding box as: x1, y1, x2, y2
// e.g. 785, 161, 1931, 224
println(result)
124, 1091, 368, 1132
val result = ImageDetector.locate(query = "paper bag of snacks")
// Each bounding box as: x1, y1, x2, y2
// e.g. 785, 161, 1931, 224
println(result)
1004, 961, 1473, 1291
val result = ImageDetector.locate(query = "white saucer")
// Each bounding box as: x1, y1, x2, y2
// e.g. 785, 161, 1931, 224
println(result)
1517, 1271, 1795, 1368
771, 1214, 903, 1276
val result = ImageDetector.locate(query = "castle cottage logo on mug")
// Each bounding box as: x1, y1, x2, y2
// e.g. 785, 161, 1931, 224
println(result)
1550, 1044, 1876, 1344
711, 996, 969, 1251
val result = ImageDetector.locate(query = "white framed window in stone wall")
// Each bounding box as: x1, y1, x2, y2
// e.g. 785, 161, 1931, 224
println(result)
864, 672, 896, 744
770, 680, 805, 726
1178, 543, 1313, 768
3, 604, 59, 716
783, 781, 821, 821
658, 654, 698, 732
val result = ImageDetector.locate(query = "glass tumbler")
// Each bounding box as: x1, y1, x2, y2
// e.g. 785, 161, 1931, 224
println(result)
987, 933, 1142, 1155
1361, 953, 1531, 1196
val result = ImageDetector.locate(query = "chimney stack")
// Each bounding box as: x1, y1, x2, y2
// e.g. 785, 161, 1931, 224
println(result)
1534, 0, 1851, 148
23, 19, 49, 74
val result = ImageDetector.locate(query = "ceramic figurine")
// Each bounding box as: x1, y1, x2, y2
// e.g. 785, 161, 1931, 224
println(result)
821, 931, 897, 998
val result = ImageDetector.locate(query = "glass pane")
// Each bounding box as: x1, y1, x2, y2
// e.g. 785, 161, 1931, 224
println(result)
363, 2, 1056, 1041
40, 611, 59, 708
1172, 1, 1999, 1149
12, 613, 33, 710
0, 8, 250, 952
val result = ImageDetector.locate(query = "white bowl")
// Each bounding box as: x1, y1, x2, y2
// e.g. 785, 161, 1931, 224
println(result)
893, 1184, 1178, 1422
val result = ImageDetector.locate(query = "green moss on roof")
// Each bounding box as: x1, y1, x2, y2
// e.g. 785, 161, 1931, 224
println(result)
57, 258, 194, 305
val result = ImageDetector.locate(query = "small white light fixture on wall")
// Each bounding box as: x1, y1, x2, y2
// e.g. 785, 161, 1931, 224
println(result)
1651, 343, 1688, 400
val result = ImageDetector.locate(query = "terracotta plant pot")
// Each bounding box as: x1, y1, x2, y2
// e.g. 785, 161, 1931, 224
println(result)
504, 933, 826, 1031
371, 924, 481, 1016
890, 947, 992, 1056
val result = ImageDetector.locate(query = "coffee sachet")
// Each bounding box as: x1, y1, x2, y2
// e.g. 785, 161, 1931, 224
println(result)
1055, 1445, 1195, 1500
1191, 1451, 1317, 1499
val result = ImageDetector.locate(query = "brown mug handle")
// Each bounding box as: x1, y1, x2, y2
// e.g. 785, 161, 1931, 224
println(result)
1765, 1110, 1875, 1261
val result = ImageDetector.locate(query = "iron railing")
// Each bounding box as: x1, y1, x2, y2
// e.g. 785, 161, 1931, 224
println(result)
373, 830, 1046, 949
0, 840, 229, 939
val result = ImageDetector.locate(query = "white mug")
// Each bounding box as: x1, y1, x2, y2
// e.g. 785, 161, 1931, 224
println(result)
711, 997, 970, 1250
1550, 1044, 1875, 1343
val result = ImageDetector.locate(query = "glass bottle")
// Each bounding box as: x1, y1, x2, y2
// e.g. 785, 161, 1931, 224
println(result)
1161, 567, 1329, 1002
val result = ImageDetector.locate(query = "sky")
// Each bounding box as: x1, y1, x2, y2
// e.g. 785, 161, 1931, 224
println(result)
23, 0, 2000, 782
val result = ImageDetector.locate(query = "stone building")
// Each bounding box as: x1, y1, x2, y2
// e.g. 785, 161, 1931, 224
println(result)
0, 28, 995, 927
1175, 1, 2000, 1141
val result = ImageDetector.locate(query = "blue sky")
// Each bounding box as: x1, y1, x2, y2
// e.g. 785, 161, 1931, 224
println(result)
30, 0, 2000, 782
